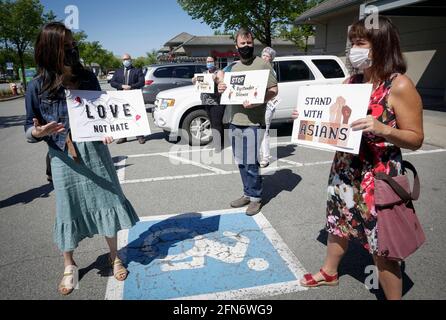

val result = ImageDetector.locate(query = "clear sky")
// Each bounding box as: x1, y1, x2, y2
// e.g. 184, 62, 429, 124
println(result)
40, 0, 217, 57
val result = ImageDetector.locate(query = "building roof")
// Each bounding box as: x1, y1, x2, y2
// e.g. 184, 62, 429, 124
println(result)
181, 35, 303, 47
158, 46, 170, 53
159, 33, 314, 55
164, 32, 194, 46
172, 46, 186, 54
295, 0, 364, 24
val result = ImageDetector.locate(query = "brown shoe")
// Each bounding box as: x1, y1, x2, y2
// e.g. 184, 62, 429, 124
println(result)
246, 201, 262, 216
137, 136, 146, 144
116, 138, 127, 144
230, 196, 250, 208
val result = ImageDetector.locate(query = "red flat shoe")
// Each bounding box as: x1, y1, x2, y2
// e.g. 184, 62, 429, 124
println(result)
300, 269, 339, 288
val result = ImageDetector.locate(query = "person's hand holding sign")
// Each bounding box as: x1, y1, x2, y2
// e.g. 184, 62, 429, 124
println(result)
243, 101, 257, 109
291, 109, 300, 119
102, 136, 114, 145
351, 115, 390, 137
218, 82, 227, 94
31, 118, 65, 139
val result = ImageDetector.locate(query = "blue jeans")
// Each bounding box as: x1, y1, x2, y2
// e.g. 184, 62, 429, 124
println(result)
230, 124, 265, 202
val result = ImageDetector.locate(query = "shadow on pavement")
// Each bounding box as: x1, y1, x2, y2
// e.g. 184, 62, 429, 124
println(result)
121, 213, 220, 267
0, 183, 53, 209
79, 253, 113, 281
263, 169, 302, 206
79, 213, 221, 281
0, 115, 26, 129
146, 132, 169, 141
275, 144, 297, 159
317, 229, 414, 300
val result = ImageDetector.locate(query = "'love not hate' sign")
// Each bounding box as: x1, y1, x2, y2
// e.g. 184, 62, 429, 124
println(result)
66, 89, 151, 142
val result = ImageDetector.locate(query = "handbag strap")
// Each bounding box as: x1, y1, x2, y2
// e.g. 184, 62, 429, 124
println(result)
375, 161, 420, 202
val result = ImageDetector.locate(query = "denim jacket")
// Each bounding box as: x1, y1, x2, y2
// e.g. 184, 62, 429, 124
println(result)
24, 70, 101, 151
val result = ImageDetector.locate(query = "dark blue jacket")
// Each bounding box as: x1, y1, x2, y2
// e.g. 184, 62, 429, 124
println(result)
24, 70, 101, 151
110, 66, 145, 90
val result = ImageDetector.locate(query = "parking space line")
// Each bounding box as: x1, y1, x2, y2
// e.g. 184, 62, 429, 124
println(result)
403, 149, 446, 156
162, 153, 231, 174
179, 212, 308, 300
121, 172, 219, 184
113, 156, 127, 183
277, 158, 304, 167
116, 148, 446, 185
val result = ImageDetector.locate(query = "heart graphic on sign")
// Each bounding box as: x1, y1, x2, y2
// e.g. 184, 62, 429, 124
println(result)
136, 115, 141, 121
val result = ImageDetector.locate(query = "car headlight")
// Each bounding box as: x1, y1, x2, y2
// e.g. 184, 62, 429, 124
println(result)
159, 98, 175, 110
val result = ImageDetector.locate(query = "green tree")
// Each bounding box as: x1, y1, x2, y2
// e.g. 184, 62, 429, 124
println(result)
213, 30, 234, 37
98, 51, 120, 74
178, 0, 307, 47
279, 0, 322, 53
145, 50, 158, 65
133, 50, 158, 69
133, 56, 146, 69
0, 0, 45, 89
73, 31, 88, 45
279, 24, 315, 53
73, 31, 121, 74
43, 9, 57, 23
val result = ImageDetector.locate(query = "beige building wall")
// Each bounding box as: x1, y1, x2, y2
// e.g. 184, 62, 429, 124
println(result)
391, 16, 446, 101
311, 11, 446, 105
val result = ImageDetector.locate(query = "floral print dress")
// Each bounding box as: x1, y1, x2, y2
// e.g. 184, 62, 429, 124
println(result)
325, 73, 403, 256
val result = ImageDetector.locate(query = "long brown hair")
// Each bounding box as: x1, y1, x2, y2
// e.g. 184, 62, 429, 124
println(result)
34, 22, 84, 98
348, 16, 407, 84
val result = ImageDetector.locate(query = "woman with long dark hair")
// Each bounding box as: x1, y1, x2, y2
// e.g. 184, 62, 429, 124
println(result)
293, 16, 424, 299
25, 22, 139, 296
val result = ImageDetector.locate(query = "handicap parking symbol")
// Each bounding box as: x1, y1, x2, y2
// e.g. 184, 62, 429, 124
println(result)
106, 209, 307, 300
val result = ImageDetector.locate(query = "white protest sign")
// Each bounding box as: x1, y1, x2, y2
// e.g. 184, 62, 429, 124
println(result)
66, 89, 151, 142
291, 84, 373, 154
220, 70, 269, 105
194, 73, 215, 94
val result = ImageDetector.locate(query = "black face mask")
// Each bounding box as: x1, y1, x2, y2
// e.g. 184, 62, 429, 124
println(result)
64, 46, 80, 67
237, 45, 254, 60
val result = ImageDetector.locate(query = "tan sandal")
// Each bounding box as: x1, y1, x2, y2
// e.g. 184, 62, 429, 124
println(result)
58, 265, 78, 296
110, 257, 128, 281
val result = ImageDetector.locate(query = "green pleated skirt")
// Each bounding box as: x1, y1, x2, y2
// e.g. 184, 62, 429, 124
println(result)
49, 141, 139, 252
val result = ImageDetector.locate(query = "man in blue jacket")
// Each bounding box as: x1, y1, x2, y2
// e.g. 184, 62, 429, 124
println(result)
110, 53, 146, 144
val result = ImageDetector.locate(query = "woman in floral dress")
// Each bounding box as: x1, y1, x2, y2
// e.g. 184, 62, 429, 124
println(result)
294, 17, 424, 300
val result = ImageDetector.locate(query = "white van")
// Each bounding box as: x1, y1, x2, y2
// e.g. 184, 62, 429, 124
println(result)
153, 55, 349, 146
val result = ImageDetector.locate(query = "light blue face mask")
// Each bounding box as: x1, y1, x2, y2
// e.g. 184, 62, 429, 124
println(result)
123, 60, 132, 68
206, 62, 215, 70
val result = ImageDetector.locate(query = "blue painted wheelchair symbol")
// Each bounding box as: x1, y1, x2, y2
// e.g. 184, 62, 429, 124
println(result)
106, 210, 307, 300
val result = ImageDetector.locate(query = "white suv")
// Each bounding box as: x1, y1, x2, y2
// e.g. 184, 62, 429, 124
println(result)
153, 55, 349, 146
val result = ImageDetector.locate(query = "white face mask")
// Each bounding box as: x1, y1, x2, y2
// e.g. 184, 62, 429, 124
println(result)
349, 48, 372, 70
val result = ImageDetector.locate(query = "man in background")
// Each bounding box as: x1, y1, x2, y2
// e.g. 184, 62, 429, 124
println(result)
110, 53, 146, 144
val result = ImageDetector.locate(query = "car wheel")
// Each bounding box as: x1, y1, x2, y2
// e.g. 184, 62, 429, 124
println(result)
181, 109, 212, 146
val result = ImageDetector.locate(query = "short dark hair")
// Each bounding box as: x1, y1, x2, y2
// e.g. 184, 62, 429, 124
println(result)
348, 16, 407, 83
235, 28, 254, 43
